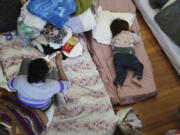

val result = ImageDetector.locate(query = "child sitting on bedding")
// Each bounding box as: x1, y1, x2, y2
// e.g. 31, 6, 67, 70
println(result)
110, 18, 144, 99
7, 53, 70, 126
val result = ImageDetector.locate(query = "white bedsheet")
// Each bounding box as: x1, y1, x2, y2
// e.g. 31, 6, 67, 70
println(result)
0, 35, 118, 135
46, 38, 118, 135
134, 0, 180, 75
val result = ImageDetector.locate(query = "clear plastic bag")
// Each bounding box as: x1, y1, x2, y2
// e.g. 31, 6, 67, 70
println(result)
27, 0, 77, 28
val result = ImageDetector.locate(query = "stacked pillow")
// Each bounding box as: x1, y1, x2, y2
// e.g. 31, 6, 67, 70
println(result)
92, 7, 135, 45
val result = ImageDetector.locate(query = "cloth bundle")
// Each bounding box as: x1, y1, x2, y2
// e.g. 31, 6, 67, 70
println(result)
65, 8, 96, 34
116, 108, 142, 135
0, 88, 47, 135
31, 24, 72, 55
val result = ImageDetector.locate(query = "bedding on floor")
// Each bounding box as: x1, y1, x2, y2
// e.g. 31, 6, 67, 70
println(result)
85, 0, 157, 105
154, 0, 180, 46
134, 0, 180, 75
0, 35, 118, 135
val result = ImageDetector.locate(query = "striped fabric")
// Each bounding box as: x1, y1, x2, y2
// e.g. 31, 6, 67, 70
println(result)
0, 89, 47, 135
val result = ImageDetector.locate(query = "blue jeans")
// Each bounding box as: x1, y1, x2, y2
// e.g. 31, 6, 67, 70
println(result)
113, 53, 144, 86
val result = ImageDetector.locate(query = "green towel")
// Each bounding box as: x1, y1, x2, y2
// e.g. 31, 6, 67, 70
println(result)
71, 0, 92, 16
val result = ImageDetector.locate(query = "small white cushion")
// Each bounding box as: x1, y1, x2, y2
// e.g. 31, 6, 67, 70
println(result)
92, 9, 135, 45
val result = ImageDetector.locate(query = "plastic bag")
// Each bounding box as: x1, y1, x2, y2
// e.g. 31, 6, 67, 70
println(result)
27, 0, 77, 28
17, 18, 40, 47
116, 107, 142, 135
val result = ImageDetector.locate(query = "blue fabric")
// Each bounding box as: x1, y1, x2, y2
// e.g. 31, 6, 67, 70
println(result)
27, 0, 77, 28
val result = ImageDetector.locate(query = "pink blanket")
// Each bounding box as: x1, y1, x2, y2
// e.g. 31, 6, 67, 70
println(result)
85, 0, 157, 105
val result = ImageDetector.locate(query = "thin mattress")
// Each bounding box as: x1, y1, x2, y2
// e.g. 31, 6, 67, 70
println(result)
134, 0, 180, 75
0, 36, 118, 135
85, 0, 157, 105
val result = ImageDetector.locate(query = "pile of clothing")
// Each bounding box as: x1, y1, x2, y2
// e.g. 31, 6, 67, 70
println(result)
0, 0, 96, 56
18, 0, 96, 55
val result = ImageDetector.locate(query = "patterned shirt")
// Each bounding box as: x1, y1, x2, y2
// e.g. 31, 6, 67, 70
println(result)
111, 31, 140, 49
7, 75, 70, 110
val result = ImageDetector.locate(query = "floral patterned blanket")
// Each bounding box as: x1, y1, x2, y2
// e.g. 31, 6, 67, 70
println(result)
0, 35, 118, 135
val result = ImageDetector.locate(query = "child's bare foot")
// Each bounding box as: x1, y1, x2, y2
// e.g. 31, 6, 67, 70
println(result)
132, 77, 142, 87
117, 85, 125, 102
116, 84, 121, 89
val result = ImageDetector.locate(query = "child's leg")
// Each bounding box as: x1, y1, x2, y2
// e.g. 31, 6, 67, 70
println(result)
116, 84, 125, 102
55, 93, 68, 115
18, 58, 32, 75
126, 55, 144, 87
132, 60, 143, 87
113, 55, 127, 88
113, 55, 127, 102
114, 65, 127, 102
132, 77, 142, 87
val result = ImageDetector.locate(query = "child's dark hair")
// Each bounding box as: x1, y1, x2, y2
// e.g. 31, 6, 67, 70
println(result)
28, 58, 49, 83
110, 18, 129, 37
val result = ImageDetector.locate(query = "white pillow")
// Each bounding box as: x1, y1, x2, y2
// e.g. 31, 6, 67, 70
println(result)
92, 9, 135, 45
161, 0, 176, 9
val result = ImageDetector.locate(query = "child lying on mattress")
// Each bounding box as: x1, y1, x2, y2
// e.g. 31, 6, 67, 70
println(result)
110, 18, 144, 100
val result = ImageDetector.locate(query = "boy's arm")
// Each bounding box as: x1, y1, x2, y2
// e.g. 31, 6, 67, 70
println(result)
55, 53, 68, 81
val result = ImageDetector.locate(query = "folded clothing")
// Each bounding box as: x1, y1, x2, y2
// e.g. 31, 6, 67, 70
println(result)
40, 25, 72, 49
32, 25, 72, 52
71, 0, 92, 16
65, 8, 96, 34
